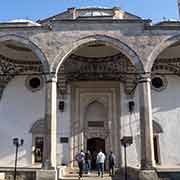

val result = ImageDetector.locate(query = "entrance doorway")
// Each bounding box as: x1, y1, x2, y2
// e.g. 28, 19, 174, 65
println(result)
87, 138, 105, 169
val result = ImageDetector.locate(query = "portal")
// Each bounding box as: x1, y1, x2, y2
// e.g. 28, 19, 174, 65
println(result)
87, 138, 105, 169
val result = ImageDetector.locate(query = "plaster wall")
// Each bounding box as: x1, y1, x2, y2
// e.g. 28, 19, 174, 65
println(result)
152, 75, 180, 166
0, 76, 45, 167
121, 75, 180, 168
1, 75, 180, 168
120, 84, 140, 168
56, 86, 71, 166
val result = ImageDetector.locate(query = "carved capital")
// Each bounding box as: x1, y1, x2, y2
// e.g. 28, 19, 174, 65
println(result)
137, 73, 151, 83
46, 73, 57, 83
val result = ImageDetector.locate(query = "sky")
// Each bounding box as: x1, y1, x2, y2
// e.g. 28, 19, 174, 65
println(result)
0, 0, 179, 23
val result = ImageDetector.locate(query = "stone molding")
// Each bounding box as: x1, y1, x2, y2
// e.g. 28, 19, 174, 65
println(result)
70, 81, 121, 166
45, 73, 57, 83
137, 73, 151, 83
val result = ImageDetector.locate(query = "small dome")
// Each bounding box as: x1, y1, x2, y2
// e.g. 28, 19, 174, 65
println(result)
8, 19, 40, 26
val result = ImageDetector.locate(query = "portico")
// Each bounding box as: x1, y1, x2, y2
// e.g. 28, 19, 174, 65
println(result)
1, 6, 180, 180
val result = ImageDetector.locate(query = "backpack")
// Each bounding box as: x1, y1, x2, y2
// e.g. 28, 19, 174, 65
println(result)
109, 154, 115, 165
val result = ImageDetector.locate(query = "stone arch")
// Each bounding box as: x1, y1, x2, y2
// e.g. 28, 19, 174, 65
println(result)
0, 34, 49, 73
146, 34, 180, 72
52, 34, 144, 74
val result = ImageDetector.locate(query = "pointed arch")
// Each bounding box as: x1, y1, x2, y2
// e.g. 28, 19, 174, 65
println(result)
51, 34, 144, 74
146, 34, 180, 72
0, 34, 50, 73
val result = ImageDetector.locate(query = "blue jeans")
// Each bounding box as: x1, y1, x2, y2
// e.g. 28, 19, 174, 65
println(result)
85, 160, 91, 173
98, 163, 104, 176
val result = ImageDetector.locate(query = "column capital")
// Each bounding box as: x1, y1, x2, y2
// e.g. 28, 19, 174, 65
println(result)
45, 73, 57, 83
137, 73, 151, 83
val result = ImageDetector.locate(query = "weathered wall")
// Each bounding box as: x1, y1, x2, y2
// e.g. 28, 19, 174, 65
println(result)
0, 21, 180, 73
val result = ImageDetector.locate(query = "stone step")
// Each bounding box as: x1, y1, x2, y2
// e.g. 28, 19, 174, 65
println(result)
59, 171, 132, 180
59, 167, 134, 180
59, 174, 121, 180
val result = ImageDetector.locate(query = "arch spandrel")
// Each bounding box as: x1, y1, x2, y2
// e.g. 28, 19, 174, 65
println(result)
146, 34, 180, 72
51, 34, 144, 74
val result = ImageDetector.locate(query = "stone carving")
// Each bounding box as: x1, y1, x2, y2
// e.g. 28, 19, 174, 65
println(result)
57, 64, 67, 96
84, 128, 110, 139
62, 53, 137, 95
1, 52, 179, 100
58, 56, 180, 96
152, 58, 180, 74
0, 54, 43, 100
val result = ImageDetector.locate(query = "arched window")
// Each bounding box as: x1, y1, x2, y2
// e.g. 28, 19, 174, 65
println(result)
30, 119, 45, 164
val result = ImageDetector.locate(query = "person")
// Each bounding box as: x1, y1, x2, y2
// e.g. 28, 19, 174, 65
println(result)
85, 150, 92, 174
75, 150, 85, 178
92, 151, 97, 169
96, 149, 106, 178
108, 151, 115, 176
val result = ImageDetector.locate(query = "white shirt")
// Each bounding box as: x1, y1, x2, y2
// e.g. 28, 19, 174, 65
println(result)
97, 152, 106, 163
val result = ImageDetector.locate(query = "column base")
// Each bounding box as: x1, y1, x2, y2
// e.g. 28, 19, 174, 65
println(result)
36, 170, 57, 180
139, 170, 158, 180
42, 160, 55, 170
141, 160, 154, 170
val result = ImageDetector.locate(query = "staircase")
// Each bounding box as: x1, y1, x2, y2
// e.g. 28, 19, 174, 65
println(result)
59, 167, 130, 180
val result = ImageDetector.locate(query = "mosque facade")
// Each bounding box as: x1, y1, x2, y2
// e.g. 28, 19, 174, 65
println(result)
0, 5, 180, 180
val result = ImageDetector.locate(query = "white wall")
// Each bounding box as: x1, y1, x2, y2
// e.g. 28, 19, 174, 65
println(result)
152, 75, 180, 166
121, 75, 180, 168
0, 76, 45, 167
120, 83, 140, 168
1, 75, 179, 168
56, 86, 71, 166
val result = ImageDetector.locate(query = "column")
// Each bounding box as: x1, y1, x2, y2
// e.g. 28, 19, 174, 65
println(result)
138, 74, 155, 170
44, 73, 57, 169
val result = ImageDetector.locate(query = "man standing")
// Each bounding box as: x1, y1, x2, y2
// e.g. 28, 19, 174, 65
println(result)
96, 149, 106, 178
108, 151, 115, 176
85, 150, 92, 174
75, 150, 85, 179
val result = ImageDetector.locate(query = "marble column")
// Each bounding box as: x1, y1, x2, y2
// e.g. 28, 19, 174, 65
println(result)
44, 74, 57, 169
138, 74, 155, 170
